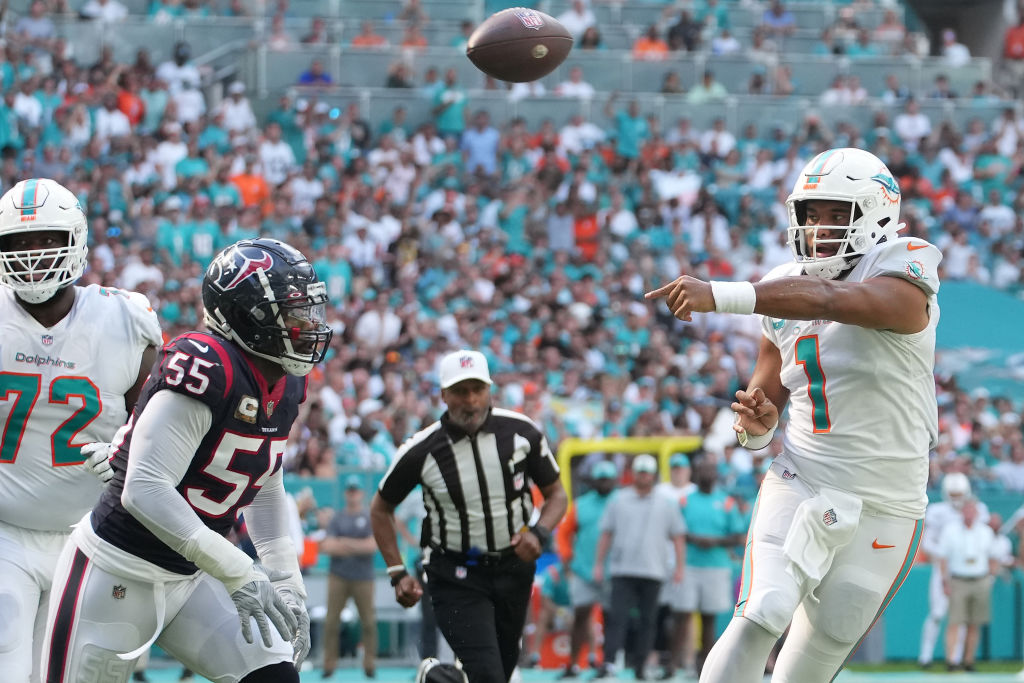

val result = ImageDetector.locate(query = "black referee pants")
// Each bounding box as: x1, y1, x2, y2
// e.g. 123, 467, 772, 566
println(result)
424, 550, 535, 683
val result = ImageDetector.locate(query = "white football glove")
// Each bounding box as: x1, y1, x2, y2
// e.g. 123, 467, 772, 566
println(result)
276, 585, 311, 669
228, 564, 298, 647
81, 442, 115, 483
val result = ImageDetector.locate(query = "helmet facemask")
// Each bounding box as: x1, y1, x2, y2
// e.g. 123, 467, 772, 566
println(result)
0, 227, 87, 303
787, 199, 871, 280
0, 179, 89, 304
205, 271, 333, 377
785, 148, 902, 280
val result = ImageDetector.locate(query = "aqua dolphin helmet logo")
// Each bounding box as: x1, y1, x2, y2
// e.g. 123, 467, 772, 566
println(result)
871, 172, 901, 203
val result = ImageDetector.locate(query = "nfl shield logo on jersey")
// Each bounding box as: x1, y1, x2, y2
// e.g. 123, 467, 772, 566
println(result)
822, 508, 838, 526
455, 566, 467, 580
112, 585, 127, 600
265, 400, 276, 417
41, 334, 53, 346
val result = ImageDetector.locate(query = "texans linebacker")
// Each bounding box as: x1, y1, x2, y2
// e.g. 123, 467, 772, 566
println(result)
42, 238, 332, 683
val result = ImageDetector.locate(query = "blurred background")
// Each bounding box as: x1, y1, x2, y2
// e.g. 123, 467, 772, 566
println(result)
3, 0, 1024, 679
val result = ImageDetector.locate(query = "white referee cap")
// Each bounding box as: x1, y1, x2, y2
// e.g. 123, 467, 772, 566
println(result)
439, 349, 492, 389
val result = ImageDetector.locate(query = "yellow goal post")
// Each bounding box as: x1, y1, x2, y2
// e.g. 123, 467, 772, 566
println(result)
556, 436, 704, 501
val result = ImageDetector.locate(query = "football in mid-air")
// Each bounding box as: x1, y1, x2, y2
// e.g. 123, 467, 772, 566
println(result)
466, 7, 573, 83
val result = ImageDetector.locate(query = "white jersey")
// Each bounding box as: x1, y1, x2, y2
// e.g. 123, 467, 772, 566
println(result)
0, 285, 162, 531
921, 499, 989, 560
762, 237, 942, 519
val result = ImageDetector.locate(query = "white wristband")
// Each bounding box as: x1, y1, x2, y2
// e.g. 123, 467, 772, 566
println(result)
711, 281, 757, 315
736, 421, 777, 451
386, 564, 407, 576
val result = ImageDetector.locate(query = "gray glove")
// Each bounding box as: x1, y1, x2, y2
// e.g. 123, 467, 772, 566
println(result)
230, 565, 298, 647
81, 442, 115, 483
277, 585, 311, 669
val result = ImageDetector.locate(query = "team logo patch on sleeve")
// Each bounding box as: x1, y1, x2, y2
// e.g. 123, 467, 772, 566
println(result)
905, 260, 926, 280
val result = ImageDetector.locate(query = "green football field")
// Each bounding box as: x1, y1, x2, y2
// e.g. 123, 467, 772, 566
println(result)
135, 661, 1024, 682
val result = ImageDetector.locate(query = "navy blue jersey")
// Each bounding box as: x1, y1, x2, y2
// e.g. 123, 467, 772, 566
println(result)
92, 332, 307, 574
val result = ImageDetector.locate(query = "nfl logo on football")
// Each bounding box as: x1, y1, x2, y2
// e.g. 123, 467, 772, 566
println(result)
822, 508, 838, 526
514, 9, 544, 30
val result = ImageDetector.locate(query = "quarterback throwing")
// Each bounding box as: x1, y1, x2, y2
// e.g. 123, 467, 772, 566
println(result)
647, 148, 940, 682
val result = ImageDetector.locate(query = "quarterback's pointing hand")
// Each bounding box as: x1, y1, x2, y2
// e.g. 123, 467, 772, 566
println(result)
645, 276, 716, 322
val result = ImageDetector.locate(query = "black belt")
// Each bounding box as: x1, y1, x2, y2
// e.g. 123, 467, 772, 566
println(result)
951, 575, 988, 581
428, 544, 517, 568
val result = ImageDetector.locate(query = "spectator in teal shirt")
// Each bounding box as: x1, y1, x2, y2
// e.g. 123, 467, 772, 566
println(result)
154, 196, 189, 266
0, 91, 24, 150
432, 68, 468, 140
184, 196, 220, 266
554, 461, 619, 678
604, 94, 649, 166
669, 457, 747, 677
314, 244, 354, 301
174, 138, 210, 183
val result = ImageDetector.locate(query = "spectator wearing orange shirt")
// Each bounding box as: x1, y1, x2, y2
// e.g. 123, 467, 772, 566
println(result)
117, 70, 145, 128
1003, 16, 1024, 91
351, 20, 388, 48
633, 25, 668, 61
230, 154, 271, 209
400, 23, 428, 51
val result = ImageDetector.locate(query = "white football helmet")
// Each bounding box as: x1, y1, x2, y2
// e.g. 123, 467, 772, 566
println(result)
941, 472, 971, 509
786, 148, 902, 279
0, 178, 88, 304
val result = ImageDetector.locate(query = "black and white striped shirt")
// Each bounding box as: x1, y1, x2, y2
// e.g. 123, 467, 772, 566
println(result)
378, 408, 560, 554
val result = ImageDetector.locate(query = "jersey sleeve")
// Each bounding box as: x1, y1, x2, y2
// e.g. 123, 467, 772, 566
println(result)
149, 333, 234, 413
378, 438, 428, 507
864, 238, 942, 297
758, 262, 799, 345
527, 431, 560, 489
105, 287, 163, 349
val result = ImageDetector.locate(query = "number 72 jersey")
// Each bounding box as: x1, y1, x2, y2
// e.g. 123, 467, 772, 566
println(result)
760, 238, 941, 519
91, 332, 307, 574
0, 285, 162, 532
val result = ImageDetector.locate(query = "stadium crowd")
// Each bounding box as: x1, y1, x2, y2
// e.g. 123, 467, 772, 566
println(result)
3, 0, 1024, 505
4, 0, 1024, 677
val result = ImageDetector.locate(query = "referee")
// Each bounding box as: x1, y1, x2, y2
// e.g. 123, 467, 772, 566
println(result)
371, 349, 567, 683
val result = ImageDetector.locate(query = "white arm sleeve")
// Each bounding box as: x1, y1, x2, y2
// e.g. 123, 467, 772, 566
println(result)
245, 470, 306, 598
121, 390, 255, 592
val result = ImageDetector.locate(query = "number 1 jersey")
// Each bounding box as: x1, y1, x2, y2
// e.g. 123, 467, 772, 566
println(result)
91, 332, 307, 574
0, 286, 162, 531
760, 237, 942, 519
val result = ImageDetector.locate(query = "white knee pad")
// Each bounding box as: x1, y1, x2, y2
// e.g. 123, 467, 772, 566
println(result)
816, 580, 884, 645
0, 586, 25, 654
740, 582, 801, 638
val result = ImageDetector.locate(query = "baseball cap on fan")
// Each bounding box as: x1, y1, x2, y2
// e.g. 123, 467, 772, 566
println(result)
632, 454, 658, 474
439, 350, 492, 389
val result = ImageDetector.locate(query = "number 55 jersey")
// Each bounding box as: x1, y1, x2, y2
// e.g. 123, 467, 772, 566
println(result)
760, 237, 942, 520
91, 331, 307, 574
0, 285, 162, 532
